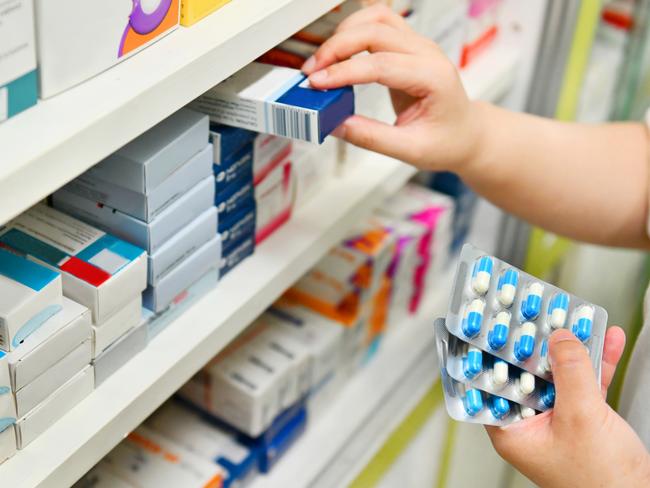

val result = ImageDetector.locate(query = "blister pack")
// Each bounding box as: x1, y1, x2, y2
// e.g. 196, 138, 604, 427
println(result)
445, 244, 607, 382
436, 319, 554, 412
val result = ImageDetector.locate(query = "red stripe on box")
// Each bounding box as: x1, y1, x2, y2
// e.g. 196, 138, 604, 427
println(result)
60, 256, 111, 286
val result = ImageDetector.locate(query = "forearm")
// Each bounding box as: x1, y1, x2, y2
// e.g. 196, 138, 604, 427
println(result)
461, 102, 650, 248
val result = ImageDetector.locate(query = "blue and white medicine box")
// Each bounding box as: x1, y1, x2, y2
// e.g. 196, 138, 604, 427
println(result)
220, 205, 256, 254
220, 235, 255, 277
0, 248, 62, 352
210, 123, 256, 168
216, 178, 255, 221
191, 62, 354, 144
0, 350, 17, 434
215, 143, 253, 195
0, 0, 38, 123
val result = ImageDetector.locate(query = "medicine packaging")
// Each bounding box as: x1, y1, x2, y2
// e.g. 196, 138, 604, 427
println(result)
215, 143, 253, 194
0, 0, 38, 123
73, 462, 134, 488
190, 62, 354, 144
181, 0, 230, 26
216, 180, 255, 221
34, 0, 179, 97
220, 235, 255, 276
446, 244, 607, 382
0, 205, 147, 325
0, 424, 16, 465
255, 157, 295, 244
93, 318, 147, 386
219, 205, 256, 254
0, 352, 16, 426
253, 134, 293, 185
0, 248, 63, 352
209, 123, 256, 168
291, 137, 336, 207
92, 296, 142, 359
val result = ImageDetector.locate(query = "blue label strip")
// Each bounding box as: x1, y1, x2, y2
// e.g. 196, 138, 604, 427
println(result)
0, 246, 60, 291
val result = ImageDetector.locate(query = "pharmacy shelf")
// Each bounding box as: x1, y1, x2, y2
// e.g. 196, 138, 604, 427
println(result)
0, 0, 343, 226
461, 43, 522, 102
0, 152, 416, 488
250, 266, 454, 488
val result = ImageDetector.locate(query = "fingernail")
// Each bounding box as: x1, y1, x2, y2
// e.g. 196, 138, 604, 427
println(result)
332, 124, 347, 139
302, 56, 316, 73
309, 70, 328, 85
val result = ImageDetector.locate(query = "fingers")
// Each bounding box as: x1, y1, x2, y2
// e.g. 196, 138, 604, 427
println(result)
600, 326, 626, 398
335, 4, 410, 34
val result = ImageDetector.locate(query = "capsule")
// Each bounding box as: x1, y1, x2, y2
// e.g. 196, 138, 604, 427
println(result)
462, 299, 485, 338
514, 322, 536, 362
489, 396, 511, 420
519, 371, 535, 396
572, 305, 594, 342
521, 407, 536, 419
488, 311, 511, 351
548, 293, 569, 329
521, 282, 544, 320
463, 346, 483, 379
540, 338, 550, 372
497, 269, 519, 307
492, 359, 509, 388
541, 383, 556, 408
463, 388, 484, 417
471, 256, 494, 295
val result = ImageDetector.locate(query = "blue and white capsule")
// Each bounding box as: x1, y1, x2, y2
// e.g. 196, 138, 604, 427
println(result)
488, 311, 511, 351
463, 388, 484, 417
491, 359, 509, 388
497, 268, 519, 307
463, 346, 483, 379
541, 383, 556, 408
489, 396, 511, 420
521, 282, 544, 320
572, 305, 594, 342
462, 299, 485, 338
514, 322, 536, 362
540, 338, 550, 373
548, 293, 570, 329
471, 256, 494, 295
519, 371, 535, 396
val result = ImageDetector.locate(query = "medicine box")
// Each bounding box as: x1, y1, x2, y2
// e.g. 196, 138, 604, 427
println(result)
190, 62, 355, 144
255, 158, 295, 244
92, 296, 142, 359
220, 205, 256, 254
0, 352, 16, 425
0, 424, 16, 465
215, 143, 253, 195
144, 234, 221, 313
94, 319, 147, 386
292, 137, 336, 207
148, 206, 217, 286
15, 365, 94, 449
181, 0, 230, 26
210, 123, 256, 168
254, 404, 307, 473
63, 144, 213, 222
74, 462, 134, 488
8, 297, 91, 391
54, 176, 215, 255
0, 0, 38, 123
104, 426, 225, 487
220, 235, 255, 276
0, 248, 63, 352
34, 0, 180, 98
0, 205, 147, 325
253, 134, 292, 185
216, 178, 255, 221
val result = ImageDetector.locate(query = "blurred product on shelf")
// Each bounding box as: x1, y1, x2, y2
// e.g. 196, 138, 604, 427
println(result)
181, 0, 230, 26
91, 296, 142, 360
190, 62, 354, 144
34, 0, 180, 97
255, 157, 295, 244
0, 351, 15, 464
0, 0, 38, 123
413, 0, 467, 65
291, 138, 337, 207
460, 0, 502, 68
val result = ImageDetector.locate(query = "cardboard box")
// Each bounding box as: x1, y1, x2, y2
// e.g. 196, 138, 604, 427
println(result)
62, 143, 213, 222
253, 134, 292, 185
144, 235, 221, 313
73, 462, 134, 488
0, 424, 16, 465
216, 178, 255, 222
53, 176, 215, 255
181, 0, 230, 26
104, 426, 224, 487
16, 365, 94, 449
0, 248, 63, 352
0, 205, 146, 325
215, 143, 253, 195
94, 320, 147, 386
92, 296, 142, 358
8, 297, 91, 391
220, 235, 254, 277
190, 62, 354, 144
292, 137, 336, 207
219, 205, 256, 254
253, 404, 307, 473
255, 157, 294, 244
209, 123, 256, 168
0, 0, 37, 122
0, 352, 16, 424
34, 0, 180, 97
148, 206, 217, 286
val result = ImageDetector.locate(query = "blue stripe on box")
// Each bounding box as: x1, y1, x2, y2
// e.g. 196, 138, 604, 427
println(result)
0, 246, 60, 291
0, 418, 15, 433
0, 229, 68, 267
6, 70, 38, 118
76, 234, 144, 264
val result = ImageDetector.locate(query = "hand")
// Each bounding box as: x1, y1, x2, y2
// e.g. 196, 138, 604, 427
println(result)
486, 327, 650, 488
301, 5, 484, 173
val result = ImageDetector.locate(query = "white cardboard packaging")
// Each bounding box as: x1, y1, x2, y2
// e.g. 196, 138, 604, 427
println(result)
34, 0, 180, 98
0, 424, 16, 464
94, 320, 147, 386
255, 157, 295, 244
92, 296, 142, 358
292, 137, 336, 207
14, 339, 91, 418
103, 426, 224, 487
0, 204, 147, 325
253, 134, 292, 185
0, 248, 63, 352
63, 143, 213, 222
16, 365, 94, 449
53, 176, 215, 255
74, 462, 134, 488
8, 297, 91, 391
0, 352, 17, 424
148, 206, 217, 286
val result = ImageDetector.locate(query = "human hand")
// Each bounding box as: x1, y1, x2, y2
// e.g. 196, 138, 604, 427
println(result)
301, 5, 484, 172
486, 327, 650, 488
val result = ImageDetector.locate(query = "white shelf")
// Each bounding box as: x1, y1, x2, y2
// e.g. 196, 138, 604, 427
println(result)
0, 0, 343, 226
0, 153, 415, 488
251, 266, 454, 488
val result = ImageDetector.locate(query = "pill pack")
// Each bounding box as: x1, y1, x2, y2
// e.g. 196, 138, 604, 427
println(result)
445, 244, 607, 382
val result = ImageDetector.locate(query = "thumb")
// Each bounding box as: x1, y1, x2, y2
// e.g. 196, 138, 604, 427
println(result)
549, 329, 602, 419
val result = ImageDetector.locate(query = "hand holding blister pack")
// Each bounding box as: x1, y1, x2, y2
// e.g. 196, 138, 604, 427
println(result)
436, 244, 608, 426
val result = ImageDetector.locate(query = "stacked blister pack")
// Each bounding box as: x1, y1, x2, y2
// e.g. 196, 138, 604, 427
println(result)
435, 244, 608, 426
52, 108, 221, 314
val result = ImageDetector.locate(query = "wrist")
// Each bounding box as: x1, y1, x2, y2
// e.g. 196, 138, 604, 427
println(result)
456, 100, 494, 180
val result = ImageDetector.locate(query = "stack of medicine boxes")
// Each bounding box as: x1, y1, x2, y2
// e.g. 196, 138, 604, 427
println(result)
52, 108, 221, 316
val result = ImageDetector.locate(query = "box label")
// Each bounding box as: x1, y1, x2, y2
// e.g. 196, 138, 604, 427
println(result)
0, 0, 37, 87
